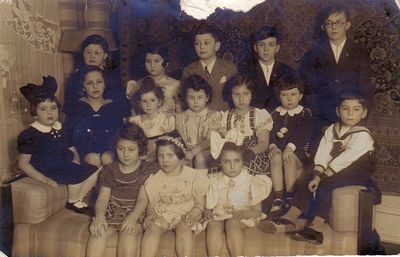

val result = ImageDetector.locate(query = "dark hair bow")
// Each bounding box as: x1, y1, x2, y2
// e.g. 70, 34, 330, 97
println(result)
20, 76, 58, 104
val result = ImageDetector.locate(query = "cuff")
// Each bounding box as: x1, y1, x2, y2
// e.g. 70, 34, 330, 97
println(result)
313, 165, 325, 173
324, 167, 335, 177
286, 143, 296, 152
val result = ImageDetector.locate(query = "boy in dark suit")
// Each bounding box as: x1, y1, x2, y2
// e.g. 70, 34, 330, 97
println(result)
181, 23, 237, 111
300, 4, 374, 154
251, 26, 295, 112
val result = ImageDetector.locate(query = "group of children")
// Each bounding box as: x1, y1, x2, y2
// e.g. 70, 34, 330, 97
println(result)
16, 3, 380, 257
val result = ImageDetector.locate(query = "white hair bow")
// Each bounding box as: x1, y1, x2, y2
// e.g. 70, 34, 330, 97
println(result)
210, 129, 245, 159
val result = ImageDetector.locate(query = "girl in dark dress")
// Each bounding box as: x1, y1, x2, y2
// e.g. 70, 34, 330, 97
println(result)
64, 66, 129, 168
17, 76, 99, 215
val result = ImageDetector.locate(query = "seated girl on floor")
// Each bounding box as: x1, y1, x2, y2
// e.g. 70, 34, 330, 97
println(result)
17, 76, 99, 215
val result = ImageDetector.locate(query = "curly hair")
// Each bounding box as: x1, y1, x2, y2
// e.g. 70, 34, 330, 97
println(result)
179, 74, 212, 111
131, 77, 164, 114
111, 123, 148, 157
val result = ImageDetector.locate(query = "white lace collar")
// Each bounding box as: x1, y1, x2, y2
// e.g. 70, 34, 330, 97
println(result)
31, 121, 62, 133
275, 105, 304, 117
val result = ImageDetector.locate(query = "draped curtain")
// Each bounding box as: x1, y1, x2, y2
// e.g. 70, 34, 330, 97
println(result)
0, 0, 63, 180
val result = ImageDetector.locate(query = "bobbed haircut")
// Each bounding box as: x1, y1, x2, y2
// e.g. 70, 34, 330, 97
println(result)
145, 43, 169, 64
275, 75, 305, 95
336, 89, 369, 110
218, 142, 255, 164
155, 131, 186, 160
111, 123, 148, 157
253, 26, 281, 44
222, 73, 256, 108
30, 96, 61, 116
179, 74, 212, 111
194, 22, 220, 42
131, 77, 165, 114
80, 34, 110, 54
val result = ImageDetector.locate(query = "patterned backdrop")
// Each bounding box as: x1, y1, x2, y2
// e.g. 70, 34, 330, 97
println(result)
116, 0, 400, 195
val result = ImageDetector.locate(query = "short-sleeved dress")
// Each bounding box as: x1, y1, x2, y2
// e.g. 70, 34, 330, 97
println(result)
17, 121, 97, 184
64, 98, 127, 159
219, 107, 273, 176
129, 112, 175, 139
100, 161, 156, 229
206, 169, 272, 227
175, 108, 221, 150
144, 166, 209, 231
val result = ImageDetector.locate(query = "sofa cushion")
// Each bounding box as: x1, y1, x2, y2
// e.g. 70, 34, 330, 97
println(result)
329, 186, 366, 232
12, 177, 68, 224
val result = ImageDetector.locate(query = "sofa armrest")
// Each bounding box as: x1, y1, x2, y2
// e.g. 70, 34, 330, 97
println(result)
12, 177, 68, 224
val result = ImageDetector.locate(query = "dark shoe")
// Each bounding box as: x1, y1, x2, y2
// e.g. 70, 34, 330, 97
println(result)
259, 217, 296, 234
65, 201, 94, 216
284, 197, 293, 209
290, 227, 324, 244
269, 198, 285, 214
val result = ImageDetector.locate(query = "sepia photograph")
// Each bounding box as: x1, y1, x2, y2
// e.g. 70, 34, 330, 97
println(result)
0, 0, 400, 256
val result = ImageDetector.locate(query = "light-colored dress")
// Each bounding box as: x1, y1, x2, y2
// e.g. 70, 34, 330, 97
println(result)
144, 166, 209, 231
129, 112, 175, 139
218, 107, 273, 176
206, 169, 272, 227
175, 108, 221, 150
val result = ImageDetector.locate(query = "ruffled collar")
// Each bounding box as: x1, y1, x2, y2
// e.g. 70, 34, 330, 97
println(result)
186, 107, 209, 117
275, 105, 303, 117
31, 121, 62, 133
221, 168, 249, 184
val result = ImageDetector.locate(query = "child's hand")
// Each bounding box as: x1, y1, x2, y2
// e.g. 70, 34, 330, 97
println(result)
268, 147, 281, 159
42, 177, 58, 188
283, 148, 295, 162
183, 211, 197, 228
143, 215, 155, 230
121, 215, 138, 234
90, 216, 108, 238
231, 210, 248, 220
308, 175, 321, 192
201, 209, 213, 222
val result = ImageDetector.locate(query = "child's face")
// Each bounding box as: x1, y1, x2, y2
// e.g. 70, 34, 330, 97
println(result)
186, 88, 209, 113
116, 139, 140, 167
35, 100, 59, 127
279, 88, 303, 110
220, 150, 243, 178
254, 37, 280, 65
232, 84, 252, 111
145, 53, 166, 78
83, 71, 105, 100
322, 11, 351, 42
83, 44, 108, 68
194, 33, 220, 62
336, 99, 367, 127
157, 145, 181, 174
140, 91, 162, 115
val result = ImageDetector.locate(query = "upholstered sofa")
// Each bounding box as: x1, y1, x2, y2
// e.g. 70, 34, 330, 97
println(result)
12, 177, 376, 257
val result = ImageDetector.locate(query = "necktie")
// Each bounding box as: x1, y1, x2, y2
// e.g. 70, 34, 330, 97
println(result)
335, 45, 340, 63
266, 65, 270, 85
205, 66, 210, 79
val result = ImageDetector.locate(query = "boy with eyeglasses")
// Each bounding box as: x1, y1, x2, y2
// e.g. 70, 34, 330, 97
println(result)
299, 3, 374, 156
250, 26, 296, 112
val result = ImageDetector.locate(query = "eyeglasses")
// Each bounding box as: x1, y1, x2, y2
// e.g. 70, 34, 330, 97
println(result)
323, 20, 347, 28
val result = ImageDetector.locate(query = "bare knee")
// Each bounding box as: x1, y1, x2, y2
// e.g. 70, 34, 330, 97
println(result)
270, 153, 283, 167
84, 153, 102, 167
101, 151, 114, 166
